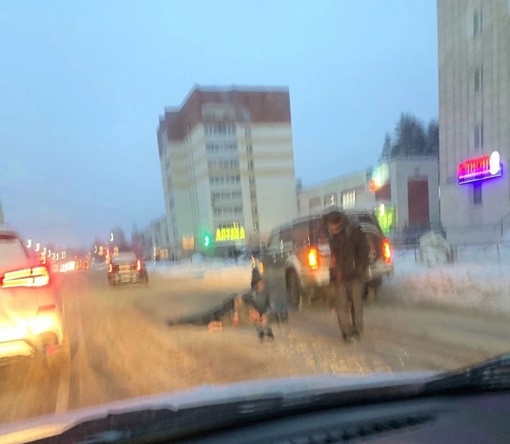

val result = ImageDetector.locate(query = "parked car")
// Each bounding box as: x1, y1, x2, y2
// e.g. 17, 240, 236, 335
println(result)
0, 226, 67, 370
107, 252, 149, 286
259, 209, 393, 309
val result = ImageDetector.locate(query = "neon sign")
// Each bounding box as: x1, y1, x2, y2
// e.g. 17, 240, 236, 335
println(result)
457, 151, 503, 185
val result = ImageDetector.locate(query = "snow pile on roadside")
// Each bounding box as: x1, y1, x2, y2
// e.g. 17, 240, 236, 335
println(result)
418, 231, 451, 265
147, 259, 252, 284
391, 251, 510, 315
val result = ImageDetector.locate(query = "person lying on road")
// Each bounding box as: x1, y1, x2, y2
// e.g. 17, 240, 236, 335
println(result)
166, 274, 288, 341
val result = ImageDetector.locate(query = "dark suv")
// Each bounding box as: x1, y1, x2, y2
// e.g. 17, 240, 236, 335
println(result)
259, 209, 393, 309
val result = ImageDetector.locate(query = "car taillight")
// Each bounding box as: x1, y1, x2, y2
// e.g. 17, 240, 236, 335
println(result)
308, 247, 319, 270
382, 239, 392, 264
108, 263, 113, 273
136, 260, 141, 271
1, 266, 50, 289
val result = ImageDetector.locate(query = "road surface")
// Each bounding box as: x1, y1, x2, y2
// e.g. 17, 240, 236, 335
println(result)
1, 269, 509, 426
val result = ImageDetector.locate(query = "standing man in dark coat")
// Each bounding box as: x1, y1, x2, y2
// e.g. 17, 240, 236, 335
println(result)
323, 206, 370, 343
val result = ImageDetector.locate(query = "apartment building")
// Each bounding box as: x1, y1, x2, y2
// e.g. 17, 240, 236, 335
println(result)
157, 86, 297, 254
438, 0, 510, 243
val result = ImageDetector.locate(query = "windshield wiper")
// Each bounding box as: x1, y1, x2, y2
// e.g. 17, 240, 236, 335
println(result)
424, 352, 510, 394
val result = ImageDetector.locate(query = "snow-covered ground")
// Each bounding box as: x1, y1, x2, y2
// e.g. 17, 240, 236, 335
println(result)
390, 244, 510, 316
148, 243, 510, 316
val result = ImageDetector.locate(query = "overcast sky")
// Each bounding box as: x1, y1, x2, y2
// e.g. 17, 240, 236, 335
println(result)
0, 0, 438, 247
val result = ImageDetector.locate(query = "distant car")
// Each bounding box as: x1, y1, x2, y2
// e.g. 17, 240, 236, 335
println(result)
107, 252, 148, 286
0, 226, 67, 370
259, 209, 393, 309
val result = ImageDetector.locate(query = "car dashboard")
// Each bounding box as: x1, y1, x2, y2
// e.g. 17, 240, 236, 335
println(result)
182, 391, 510, 444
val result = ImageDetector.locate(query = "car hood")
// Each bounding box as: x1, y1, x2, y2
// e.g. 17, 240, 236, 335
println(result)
0, 371, 438, 444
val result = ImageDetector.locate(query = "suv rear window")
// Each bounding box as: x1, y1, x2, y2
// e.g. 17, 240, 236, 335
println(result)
291, 221, 310, 245
113, 252, 137, 263
265, 230, 280, 249
354, 213, 383, 235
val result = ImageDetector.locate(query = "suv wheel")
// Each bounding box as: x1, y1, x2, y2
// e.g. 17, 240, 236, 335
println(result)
365, 279, 381, 305
286, 271, 303, 310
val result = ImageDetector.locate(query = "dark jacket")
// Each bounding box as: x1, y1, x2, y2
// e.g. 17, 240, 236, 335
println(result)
328, 221, 370, 282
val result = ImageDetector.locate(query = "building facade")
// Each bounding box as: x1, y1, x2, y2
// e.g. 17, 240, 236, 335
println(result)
438, 0, 510, 243
137, 216, 172, 261
157, 86, 298, 254
298, 169, 375, 217
371, 157, 440, 239
298, 157, 440, 241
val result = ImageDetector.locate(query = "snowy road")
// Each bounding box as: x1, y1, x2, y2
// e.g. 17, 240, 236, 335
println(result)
1, 269, 509, 426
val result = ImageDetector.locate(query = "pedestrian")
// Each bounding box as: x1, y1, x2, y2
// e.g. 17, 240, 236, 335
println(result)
323, 206, 370, 344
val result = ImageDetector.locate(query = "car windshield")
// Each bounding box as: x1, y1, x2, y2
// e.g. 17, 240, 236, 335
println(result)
1, 0, 510, 439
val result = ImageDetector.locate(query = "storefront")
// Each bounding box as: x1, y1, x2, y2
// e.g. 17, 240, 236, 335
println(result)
440, 151, 507, 244
369, 156, 440, 243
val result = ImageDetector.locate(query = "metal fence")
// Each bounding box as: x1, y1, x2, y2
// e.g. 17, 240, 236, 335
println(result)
395, 240, 510, 265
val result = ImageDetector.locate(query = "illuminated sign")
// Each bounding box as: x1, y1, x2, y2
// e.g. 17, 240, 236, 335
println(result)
182, 236, 195, 251
215, 224, 246, 242
458, 151, 503, 185
368, 179, 379, 192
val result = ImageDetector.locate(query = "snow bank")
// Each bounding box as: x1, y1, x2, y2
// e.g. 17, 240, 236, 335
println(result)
391, 247, 510, 316
147, 246, 510, 316
418, 231, 451, 265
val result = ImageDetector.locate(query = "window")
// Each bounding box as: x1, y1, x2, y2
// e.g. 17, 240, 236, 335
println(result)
473, 9, 482, 36
245, 127, 251, 138
266, 230, 280, 249
324, 193, 337, 206
206, 143, 238, 153
474, 123, 484, 150
250, 190, 257, 199
249, 175, 255, 185
341, 190, 356, 209
246, 144, 253, 154
473, 183, 482, 205
280, 227, 292, 244
291, 221, 310, 245
474, 66, 483, 93
248, 160, 254, 171
205, 124, 236, 136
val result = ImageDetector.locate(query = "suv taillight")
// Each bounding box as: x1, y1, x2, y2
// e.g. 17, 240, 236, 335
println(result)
1, 266, 50, 288
136, 260, 141, 271
307, 247, 319, 270
382, 239, 392, 264
108, 263, 113, 273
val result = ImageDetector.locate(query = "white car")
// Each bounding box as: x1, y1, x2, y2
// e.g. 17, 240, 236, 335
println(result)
0, 226, 66, 370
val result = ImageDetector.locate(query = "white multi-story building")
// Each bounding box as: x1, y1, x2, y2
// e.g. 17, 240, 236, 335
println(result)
157, 86, 298, 254
438, 0, 510, 243
298, 170, 375, 216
